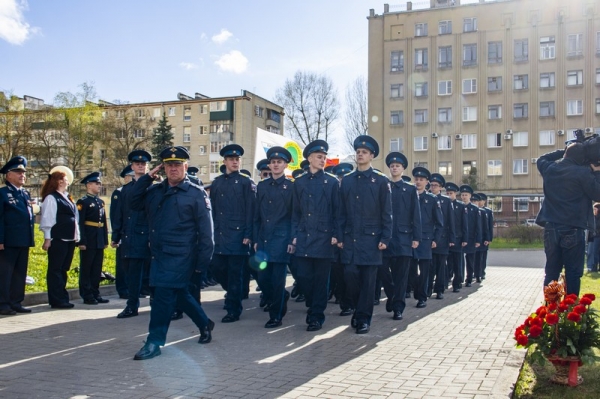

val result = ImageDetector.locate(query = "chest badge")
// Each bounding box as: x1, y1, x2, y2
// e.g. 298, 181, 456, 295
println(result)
371, 178, 376, 183
235, 180, 238, 184
89, 203, 95, 207
283, 185, 287, 189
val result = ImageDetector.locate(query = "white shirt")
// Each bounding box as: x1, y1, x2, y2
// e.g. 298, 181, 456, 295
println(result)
39, 191, 80, 241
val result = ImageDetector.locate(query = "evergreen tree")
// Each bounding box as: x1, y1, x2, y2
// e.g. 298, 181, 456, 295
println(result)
151, 113, 174, 165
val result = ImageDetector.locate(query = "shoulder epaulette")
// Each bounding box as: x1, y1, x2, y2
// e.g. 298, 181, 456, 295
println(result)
426, 192, 438, 199
345, 170, 357, 176
325, 172, 337, 179
373, 170, 387, 178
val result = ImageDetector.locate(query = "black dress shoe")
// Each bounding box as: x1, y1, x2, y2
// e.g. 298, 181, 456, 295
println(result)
51, 303, 75, 309
171, 311, 183, 320
393, 311, 403, 320
385, 298, 394, 313
83, 298, 99, 305
356, 323, 370, 334
351, 317, 357, 328
373, 299, 380, 305
0, 309, 17, 315
133, 342, 161, 360
307, 321, 321, 331
465, 282, 472, 287
295, 294, 305, 302
405, 292, 411, 298
11, 306, 31, 313
416, 300, 427, 308
117, 307, 138, 318
265, 319, 282, 328
263, 303, 271, 312
436, 293, 444, 300
452, 288, 460, 293
96, 297, 110, 304
290, 285, 298, 298
476, 278, 482, 283
221, 313, 239, 323
198, 319, 215, 344
340, 308, 354, 316
259, 296, 267, 308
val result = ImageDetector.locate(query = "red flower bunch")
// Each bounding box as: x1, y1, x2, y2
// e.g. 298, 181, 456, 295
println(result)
514, 279, 600, 365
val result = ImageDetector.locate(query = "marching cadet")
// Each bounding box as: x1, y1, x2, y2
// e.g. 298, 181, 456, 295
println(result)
76, 172, 109, 305
445, 182, 468, 292
411, 167, 443, 308
338, 135, 392, 334
428, 174, 456, 299
210, 144, 255, 323
477, 193, 494, 280
292, 140, 340, 331
0, 156, 35, 315
253, 147, 294, 328
459, 185, 482, 287
379, 152, 421, 321
111, 165, 134, 299
256, 159, 271, 180
472, 193, 488, 284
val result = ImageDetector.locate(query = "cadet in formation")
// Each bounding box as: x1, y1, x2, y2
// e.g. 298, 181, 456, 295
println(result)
444, 183, 468, 293
460, 185, 482, 287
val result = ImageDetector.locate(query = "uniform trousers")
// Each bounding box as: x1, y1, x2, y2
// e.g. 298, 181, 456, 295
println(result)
0, 247, 29, 310
114, 247, 129, 297
543, 224, 585, 296
344, 264, 377, 325
481, 250, 489, 278
331, 260, 349, 310
376, 263, 394, 303
414, 259, 431, 302
380, 256, 411, 313
79, 248, 104, 301
47, 240, 75, 306
474, 250, 485, 280
464, 252, 476, 283
430, 254, 448, 294
147, 286, 210, 346
257, 262, 288, 320
211, 254, 245, 316
448, 250, 464, 289
123, 258, 147, 311
296, 258, 330, 325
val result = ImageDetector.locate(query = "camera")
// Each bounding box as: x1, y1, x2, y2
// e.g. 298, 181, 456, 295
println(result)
565, 128, 600, 166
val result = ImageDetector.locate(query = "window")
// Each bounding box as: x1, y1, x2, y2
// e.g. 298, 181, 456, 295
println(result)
168, 107, 176, 116
567, 34, 583, 57
199, 104, 208, 114
390, 110, 404, 125
514, 74, 528, 90
210, 101, 227, 111
438, 135, 452, 150
488, 133, 502, 148
439, 20, 452, 35
463, 161, 476, 175
540, 72, 555, 88
540, 36, 556, 60
539, 130, 555, 146
596, 68, 600, 84
414, 109, 428, 124
463, 44, 477, 66
488, 76, 502, 92
597, 32, 600, 54
596, 99, 600, 114
513, 198, 529, 212
513, 131, 528, 147
183, 126, 191, 143
391, 51, 404, 72
415, 82, 428, 97
115, 109, 125, 119
488, 196, 502, 212
413, 161, 428, 169
266, 125, 280, 134
415, 23, 428, 37
414, 136, 428, 151
210, 120, 231, 133
488, 41, 502, 64
200, 166, 208, 175
86, 150, 93, 165
513, 103, 528, 118
566, 129, 579, 140
463, 134, 477, 149
210, 161, 220, 174
567, 100, 583, 115
487, 160, 502, 176
513, 159, 528, 175
134, 109, 145, 119
153, 108, 161, 118
540, 101, 555, 117
391, 83, 404, 98
267, 109, 281, 123
438, 46, 452, 68
514, 39, 529, 62
415, 48, 428, 69
438, 108, 452, 123
199, 125, 208, 135
183, 106, 192, 121
133, 129, 145, 138
567, 70, 583, 86
462, 78, 477, 94
115, 130, 126, 139
439, 161, 452, 175
488, 105, 502, 120
199, 145, 206, 155
438, 80, 452, 95
390, 138, 404, 152
462, 106, 477, 122
463, 17, 477, 32
210, 141, 229, 153
254, 106, 264, 117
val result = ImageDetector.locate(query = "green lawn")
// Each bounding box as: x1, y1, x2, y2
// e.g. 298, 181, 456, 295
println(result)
489, 237, 543, 249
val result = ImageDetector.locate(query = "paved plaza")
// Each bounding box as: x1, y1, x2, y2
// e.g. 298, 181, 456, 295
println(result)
0, 250, 545, 398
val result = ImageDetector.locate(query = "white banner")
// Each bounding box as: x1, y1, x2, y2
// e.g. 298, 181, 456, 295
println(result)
253, 127, 304, 179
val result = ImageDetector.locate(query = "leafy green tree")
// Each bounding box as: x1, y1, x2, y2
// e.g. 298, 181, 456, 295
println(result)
462, 166, 481, 191
151, 113, 173, 165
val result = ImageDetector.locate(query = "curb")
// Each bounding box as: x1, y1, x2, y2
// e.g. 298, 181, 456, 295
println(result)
23, 284, 118, 306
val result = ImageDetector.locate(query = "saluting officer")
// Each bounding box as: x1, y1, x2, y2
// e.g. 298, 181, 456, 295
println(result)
0, 156, 34, 315
338, 135, 392, 334
459, 185, 482, 287
76, 172, 109, 305
210, 144, 255, 323
111, 165, 134, 299
445, 182, 468, 292
477, 193, 494, 280
292, 140, 340, 331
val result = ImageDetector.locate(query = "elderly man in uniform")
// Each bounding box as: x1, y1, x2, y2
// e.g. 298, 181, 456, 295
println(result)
0, 156, 34, 315
460, 185, 482, 287
111, 165, 134, 299
445, 182, 468, 292
338, 135, 392, 334
130, 146, 214, 360
77, 172, 109, 305
292, 140, 340, 331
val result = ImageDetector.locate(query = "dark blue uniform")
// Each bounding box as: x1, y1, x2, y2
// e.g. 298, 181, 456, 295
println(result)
448, 199, 468, 291
109, 187, 128, 298
430, 193, 456, 296
474, 204, 490, 282
463, 202, 482, 285
481, 206, 494, 279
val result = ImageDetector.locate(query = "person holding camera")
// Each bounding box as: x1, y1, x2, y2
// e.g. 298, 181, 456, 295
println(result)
536, 142, 600, 295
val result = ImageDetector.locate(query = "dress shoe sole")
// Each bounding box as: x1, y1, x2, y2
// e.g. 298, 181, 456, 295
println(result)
84, 301, 99, 305
307, 325, 321, 332
11, 307, 32, 313
50, 304, 75, 309
221, 315, 240, 323
356, 327, 370, 334
393, 315, 403, 320
265, 320, 282, 328
117, 311, 139, 319
134, 349, 161, 360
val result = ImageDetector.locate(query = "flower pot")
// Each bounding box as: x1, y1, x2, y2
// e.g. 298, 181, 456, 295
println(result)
546, 355, 583, 386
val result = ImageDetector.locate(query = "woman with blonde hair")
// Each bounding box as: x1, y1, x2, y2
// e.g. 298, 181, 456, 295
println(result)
39, 168, 79, 309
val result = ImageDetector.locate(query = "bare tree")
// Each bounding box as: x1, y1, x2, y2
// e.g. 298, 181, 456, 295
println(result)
275, 71, 339, 146
342, 76, 368, 153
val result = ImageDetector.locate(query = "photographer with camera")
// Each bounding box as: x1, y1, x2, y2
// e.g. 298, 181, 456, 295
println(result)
536, 130, 600, 295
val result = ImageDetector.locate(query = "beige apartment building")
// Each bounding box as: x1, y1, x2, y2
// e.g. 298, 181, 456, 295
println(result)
367, 0, 600, 221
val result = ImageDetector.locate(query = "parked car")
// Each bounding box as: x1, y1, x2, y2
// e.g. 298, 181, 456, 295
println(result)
494, 220, 509, 228
521, 219, 537, 227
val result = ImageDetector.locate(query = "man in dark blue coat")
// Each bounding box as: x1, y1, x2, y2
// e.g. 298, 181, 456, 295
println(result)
338, 136, 392, 334
76, 172, 109, 305
131, 146, 214, 360
379, 152, 421, 320
460, 185, 482, 287
477, 193, 494, 280
254, 147, 294, 328
445, 182, 468, 292
292, 140, 340, 331
0, 156, 34, 315
536, 144, 600, 295
110, 165, 134, 299
210, 144, 255, 323
472, 193, 488, 284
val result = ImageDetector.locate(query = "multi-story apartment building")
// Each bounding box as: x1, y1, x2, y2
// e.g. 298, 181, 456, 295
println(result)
367, 0, 600, 222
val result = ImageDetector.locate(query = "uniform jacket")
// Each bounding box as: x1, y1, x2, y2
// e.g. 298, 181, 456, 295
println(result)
110, 179, 150, 259
76, 194, 108, 249
338, 168, 393, 265
463, 203, 482, 254
449, 200, 469, 253
130, 174, 214, 288
476, 207, 489, 252
109, 187, 121, 234
413, 191, 443, 260
432, 193, 456, 255
483, 207, 494, 250
254, 176, 294, 263
0, 182, 34, 247
210, 171, 255, 255
292, 170, 339, 259
384, 179, 422, 258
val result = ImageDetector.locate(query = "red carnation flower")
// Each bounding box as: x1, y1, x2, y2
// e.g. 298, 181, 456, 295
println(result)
536, 306, 547, 314
548, 302, 558, 311
558, 302, 570, 312
531, 317, 544, 327
529, 325, 543, 338
579, 297, 592, 306
564, 297, 576, 305
574, 304, 587, 315
545, 313, 559, 325
583, 293, 596, 301
566, 293, 578, 301
515, 325, 525, 337
567, 312, 582, 323
516, 335, 529, 346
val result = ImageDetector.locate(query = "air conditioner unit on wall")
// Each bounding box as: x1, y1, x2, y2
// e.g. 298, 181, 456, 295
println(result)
529, 196, 539, 202
557, 130, 565, 136
531, 158, 538, 164
585, 127, 593, 133
504, 134, 512, 140
455, 134, 463, 139
506, 129, 513, 134
432, 132, 439, 138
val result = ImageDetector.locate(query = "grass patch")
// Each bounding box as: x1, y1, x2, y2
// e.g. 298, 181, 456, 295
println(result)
26, 225, 116, 293
513, 272, 600, 398
489, 237, 543, 249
